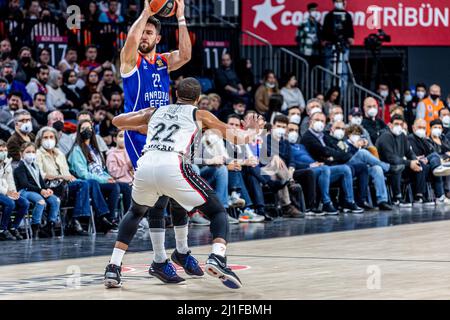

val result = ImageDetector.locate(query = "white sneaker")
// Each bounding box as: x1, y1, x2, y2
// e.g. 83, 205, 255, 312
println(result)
227, 215, 239, 224
189, 212, 210, 226
138, 217, 149, 230
433, 165, 450, 176
239, 208, 265, 223
436, 195, 450, 205
228, 191, 246, 208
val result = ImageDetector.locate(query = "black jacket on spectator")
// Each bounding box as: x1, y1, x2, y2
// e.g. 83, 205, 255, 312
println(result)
408, 133, 435, 157
362, 117, 388, 144
376, 131, 416, 167
428, 135, 450, 160
62, 85, 83, 109
13, 160, 48, 193
262, 134, 295, 168
323, 134, 353, 165
321, 9, 354, 44
102, 83, 123, 101
301, 129, 350, 165
215, 66, 241, 97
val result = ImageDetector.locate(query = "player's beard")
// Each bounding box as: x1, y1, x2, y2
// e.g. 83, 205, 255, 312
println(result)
138, 41, 156, 54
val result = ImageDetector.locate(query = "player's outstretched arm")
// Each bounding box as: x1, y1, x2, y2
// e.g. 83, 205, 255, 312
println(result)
197, 110, 264, 145
120, 1, 156, 74
112, 108, 155, 130
163, 0, 191, 72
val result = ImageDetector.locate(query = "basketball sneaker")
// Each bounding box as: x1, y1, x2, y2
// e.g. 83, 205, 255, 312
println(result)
205, 253, 242, 289
148, 259, 186, 284
104, 263, 122, 288
171, 250, 204, 277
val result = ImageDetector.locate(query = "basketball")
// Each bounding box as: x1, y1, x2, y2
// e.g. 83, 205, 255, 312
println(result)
149, 0, 177, 17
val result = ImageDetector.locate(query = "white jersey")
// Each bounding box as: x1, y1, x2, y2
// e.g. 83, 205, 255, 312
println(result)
143, 104, 200, 159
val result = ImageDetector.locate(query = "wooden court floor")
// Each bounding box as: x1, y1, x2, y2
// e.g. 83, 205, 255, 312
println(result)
2, 219, 450, 300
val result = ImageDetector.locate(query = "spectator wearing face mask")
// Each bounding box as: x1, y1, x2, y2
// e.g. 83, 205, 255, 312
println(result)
1, 63, 32, 106
280, 73, 306, 112
402, 89, 415, 132
325, 105, 344, 132
296, 2, 322, 68
428, 119, 450, 161
300, 98, 323, 136
255, 70, 283, 115
416, 84, 444, 136
377, 82, 393, 123
287, 107, 302, 137
14, 142, 61, 239
408, 118, 450, 205
376, 114, 424, 207
347, 107, 374, 147
218, 97, 246, 122
0, 139, 29, 241
6, 110, 35, 165
362, 97, 388, 144
438, 108, 450, 137
301, 112, 363, 213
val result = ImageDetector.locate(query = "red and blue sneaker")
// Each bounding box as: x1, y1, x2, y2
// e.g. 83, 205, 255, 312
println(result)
171, 250, 204, 277
148, 259, 186, 284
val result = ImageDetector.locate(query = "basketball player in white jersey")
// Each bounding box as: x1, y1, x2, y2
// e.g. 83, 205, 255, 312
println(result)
104, 78, 263, 289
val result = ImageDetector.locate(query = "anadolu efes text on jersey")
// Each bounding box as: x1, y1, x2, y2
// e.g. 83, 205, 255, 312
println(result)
122, 53, 170, 113
143, 104, 200, 160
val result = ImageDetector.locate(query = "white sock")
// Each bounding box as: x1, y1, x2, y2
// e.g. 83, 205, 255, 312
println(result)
212, 243, 227, 257
150, 228, 167, 263
110, 248, 126, 266
174, 224, 189, 254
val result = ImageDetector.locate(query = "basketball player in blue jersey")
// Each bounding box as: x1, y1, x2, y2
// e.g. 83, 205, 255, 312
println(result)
118, 0, 203, 284
105, 78, 264, 289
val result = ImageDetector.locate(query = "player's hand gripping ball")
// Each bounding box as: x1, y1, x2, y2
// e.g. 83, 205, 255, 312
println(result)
149, 0, 177, 17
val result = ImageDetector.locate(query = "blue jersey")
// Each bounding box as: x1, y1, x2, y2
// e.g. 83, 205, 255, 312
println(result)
122, 53, 170, 168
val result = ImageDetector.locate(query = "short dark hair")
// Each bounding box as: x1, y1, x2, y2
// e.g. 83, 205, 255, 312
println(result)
77, 110, 93, 121
390, 114, 404, 123
439, 107, 450, 117
85, 44, 97, 52
430, 119, 443, 128
227, 114, 241, 123
20, 142, 35, 153
177, 78, 201, 102
307, 2, 318, 10
8, 91, 22, 99
37, 65, 49, 75
147, 16, 161, 34
273, 114, 289, 125
416, 83, 427, 91
33, 92, 46, 100
66, 47, 77, 54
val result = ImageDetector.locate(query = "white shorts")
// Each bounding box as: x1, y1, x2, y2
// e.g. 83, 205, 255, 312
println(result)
132, 151, 211, 211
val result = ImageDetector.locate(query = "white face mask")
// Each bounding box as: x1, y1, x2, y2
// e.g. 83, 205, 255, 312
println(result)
442, 116, 450, 127
310, 107, 321, 116
333, 129, 345, 140
42, 138, 56, 150
414, 129, 426, 139
273, 127, 286, 139
334, 2, 344, 10
333, 114, 344, 122
392, 125, 403, 136
350, 117, 362, 125
289, 114, 301, 125
404, 94, 412, 103
380, 90, 389, 98
312, 121, 325, 133
310, 11, 320, 20
265, 82, 276, 89
349, 134, 361, 145
431, 128, 443, 137
417, 91, 425, 99
0, 151, 7, 162
288, 131, 299, 144
20, 122, 33, 134
24, 153, 36, 164
367, 108, 378, 118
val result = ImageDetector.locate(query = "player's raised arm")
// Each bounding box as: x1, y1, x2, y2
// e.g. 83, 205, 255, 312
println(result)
163, 0, 192, 72
197, 110, 264, 145
120, 1, 156, 74
112, 107, 155, 130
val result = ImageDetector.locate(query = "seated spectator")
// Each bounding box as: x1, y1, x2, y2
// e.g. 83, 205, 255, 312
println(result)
0, 92, 37, 132
83, 92, 105, 114
347, 107, 374, 147
80, 70, 108, 106
323, 87, 340, 116
100, 68, 122, 101
376, 114, 425, 206
428, 119, 450, 160
58, 48, 81, 78
255, 70, 284, 115
7, 110, 35, 164
15, 47, 37, 85
61, 69, 83, 109
362, 96, 388, 144
98, 0, 124, 23
300, 98, 323, 136
106, 92, 123, 117
301, 112, 363, 213
46, 70, 76, 116
236, 58, 255, 94
225, 115, 265, 222
35, 126, 112, 234
67, 120, 121, 227
26, 65, 49, 101
0, 39, 18, 71
0, 139, 29, 240
416, 84, 444, 136
218, 97, 246, 122
214, 53, 247, 105
408, 119, 450, 204
1, 63, 32, 106
198, 94, 211, 111
439, 107, 450, 137
106, 130, 132, 211
13, 142, 60, 239
261, 115, 303, 217
287, 106, 302, 127
47, 110, 73, 156
80, 45, 101, 76
266, 94, 285, 124
207, 93, 221, 116
36, 48, 56, 71
325, 105, 344, 132
280, 73, 306, 112
28, 93, 48, 127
